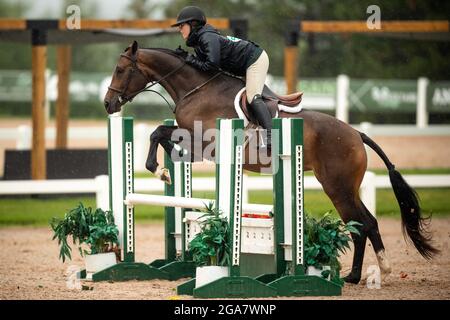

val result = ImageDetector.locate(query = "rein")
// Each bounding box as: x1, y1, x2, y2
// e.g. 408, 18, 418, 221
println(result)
109, 51, 222, 114
178, 71, 223, 105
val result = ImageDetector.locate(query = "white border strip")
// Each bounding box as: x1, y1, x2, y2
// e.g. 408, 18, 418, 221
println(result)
282, 118, 292, 261
110, 117, 125, 256
296, 145, 303, 265
218, 120, 233, 220
232, 145, 243, 266
125, 141, 134, 253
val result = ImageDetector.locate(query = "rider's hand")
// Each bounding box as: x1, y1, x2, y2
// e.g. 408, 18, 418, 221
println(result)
174, 46, 188, 58
185, 54, 196, 64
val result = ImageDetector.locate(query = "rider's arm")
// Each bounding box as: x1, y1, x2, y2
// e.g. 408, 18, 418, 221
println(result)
186, 33, 220, 72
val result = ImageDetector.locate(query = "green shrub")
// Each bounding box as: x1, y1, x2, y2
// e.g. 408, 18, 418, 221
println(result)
188, 203, 231, 267
304, 211, 361, 281
50, 203, 119, 262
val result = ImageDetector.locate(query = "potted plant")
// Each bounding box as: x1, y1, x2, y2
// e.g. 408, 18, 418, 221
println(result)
188, 203, 231, 288
50, 203, 119, 278
304, 211, 361, 283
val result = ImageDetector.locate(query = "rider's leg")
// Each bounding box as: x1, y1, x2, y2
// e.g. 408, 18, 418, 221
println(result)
250, 94, 272, 147
246, 50, 271, 147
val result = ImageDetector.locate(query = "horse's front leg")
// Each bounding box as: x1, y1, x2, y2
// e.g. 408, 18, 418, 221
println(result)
145, 125, 178, 174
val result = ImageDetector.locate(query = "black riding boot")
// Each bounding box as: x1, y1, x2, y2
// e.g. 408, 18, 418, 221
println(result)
250, 94, 272, 149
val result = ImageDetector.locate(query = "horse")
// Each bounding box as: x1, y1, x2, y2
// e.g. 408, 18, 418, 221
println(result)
103, 41, 438, 284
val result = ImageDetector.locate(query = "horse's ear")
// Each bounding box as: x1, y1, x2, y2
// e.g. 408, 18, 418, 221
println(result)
131, 41, 138, 56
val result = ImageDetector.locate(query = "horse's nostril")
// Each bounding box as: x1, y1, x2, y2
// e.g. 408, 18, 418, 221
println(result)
104, 101, 109, 109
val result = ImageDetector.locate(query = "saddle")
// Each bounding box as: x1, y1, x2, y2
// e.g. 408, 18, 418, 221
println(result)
238, 85, 303, 126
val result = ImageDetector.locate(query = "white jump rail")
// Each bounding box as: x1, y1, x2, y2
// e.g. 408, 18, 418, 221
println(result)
124, 193, 272, 215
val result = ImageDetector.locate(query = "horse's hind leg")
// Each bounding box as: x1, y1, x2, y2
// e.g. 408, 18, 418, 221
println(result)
323, 191, 369, 284
315, 154, 378, 283
321, 179, 391, 284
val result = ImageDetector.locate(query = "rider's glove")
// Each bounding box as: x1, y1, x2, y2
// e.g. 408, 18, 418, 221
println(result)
185, 54, 197, 64
174, 46, 188, 58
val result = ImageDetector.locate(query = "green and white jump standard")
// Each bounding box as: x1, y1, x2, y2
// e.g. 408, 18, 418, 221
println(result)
177, 118, 342, 298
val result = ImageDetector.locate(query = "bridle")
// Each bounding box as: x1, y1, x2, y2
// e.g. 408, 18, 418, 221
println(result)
108, 52, 186, 107
108, 50, 223, 113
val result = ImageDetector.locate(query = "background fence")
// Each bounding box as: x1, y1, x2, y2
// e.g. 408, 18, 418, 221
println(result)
1, 173, 449, 218
1, 69, 449, 125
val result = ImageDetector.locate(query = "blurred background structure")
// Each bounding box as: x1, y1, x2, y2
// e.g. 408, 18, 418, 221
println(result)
0, 0, 449, 121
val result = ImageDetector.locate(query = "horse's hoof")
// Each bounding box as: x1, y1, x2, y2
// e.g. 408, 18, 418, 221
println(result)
343, 273, 361, 284
376, 250, 392, 280
146, 162, 158, 173
156, 168, 172, 185
255, 145, 271, 158
258, 145, 271, 152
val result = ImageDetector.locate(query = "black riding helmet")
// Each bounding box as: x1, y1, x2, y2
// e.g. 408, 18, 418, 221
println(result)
171, 6, 206, 27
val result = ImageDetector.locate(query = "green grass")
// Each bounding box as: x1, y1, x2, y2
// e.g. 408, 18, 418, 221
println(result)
1, 188, 449, 227
0, 194, 167, 227
0, 196, 97, 226
252, 188, 450, 219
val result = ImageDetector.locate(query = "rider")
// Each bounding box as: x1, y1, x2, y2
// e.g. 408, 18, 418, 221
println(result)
172, 6, 272, 148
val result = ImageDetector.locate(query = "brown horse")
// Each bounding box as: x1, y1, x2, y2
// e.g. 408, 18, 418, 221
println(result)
104, 41, 438, 284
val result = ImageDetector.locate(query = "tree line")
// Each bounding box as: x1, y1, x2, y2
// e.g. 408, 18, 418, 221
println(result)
0, 0, 449, 80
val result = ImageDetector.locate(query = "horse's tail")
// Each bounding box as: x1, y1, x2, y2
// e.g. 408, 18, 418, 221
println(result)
360, 132, 439, 259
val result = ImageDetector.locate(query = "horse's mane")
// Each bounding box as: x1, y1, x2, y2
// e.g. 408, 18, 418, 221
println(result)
143, 47, 186, 61
122, 44, 185, 60
135, 46, 244, 82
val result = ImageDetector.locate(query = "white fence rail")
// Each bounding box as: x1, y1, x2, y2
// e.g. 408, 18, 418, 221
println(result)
2, 124, 449, 149
0, 124, 157, 172
1, 174, 449, 217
